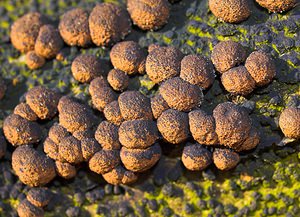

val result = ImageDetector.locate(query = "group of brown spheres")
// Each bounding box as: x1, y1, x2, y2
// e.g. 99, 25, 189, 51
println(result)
0, 0, 300, 216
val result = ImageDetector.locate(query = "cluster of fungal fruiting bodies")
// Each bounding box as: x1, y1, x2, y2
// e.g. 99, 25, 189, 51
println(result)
211, 40, 276, 96
10, 0, 173, 69
209, 0, 297, 23
17, 188, 52, 217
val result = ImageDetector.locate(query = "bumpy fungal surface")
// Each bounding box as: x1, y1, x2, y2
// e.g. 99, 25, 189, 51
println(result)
221, 66, 256, 96
58, 96, 96, 133
34, 24, 63, 59
95, 121, 120, 150
48, 123, 69, 144
103, 101, 124, 126
120, 144, 161, 172
279, 107, 300, 139
89, 150, 120, 175
102, 165, 138, 185
88, 3, 131, 46
58, 136, 83, 164
127, 0, 170, 31
245, 51, 276, 87
157, 109, 189, 144
118, 120, 158, 149
14, 103, 38, 121
0, 134, 7, 159
25, 86, 60, 120
0, 77, 6, 100
189, 110, 218, 145
110, 41, 146, 75
213, 148, 240, 170
12, 146, 56, 186
81, 138, 101, 161
107, 69, 129, 91
10, 12, 48, 53
235, 127, 260, 152
25, 51, 46, 70
151, 93, 170, 119
71, 54, 105, 83
213, 102, 252, 149
180, 54, 215, 89
159, 77, 203, 112
182, 143, 212, 171
208, 0, 251, 23
211, 40, 247, 73
89, 77, 117, 112
3, 114, 42, 146
59, 8, 92, 47
118, 91, 153, 120
27, 188, 52, 207
55, 161, 77, 179
43, 137, 62, 161
17, 199, 44, 217
146, 46, 184, 83
255, 0, 296, 13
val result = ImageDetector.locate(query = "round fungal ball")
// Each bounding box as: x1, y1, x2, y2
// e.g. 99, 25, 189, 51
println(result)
107, 69, 129, 91
58, 136, 83, 164
146, 46, 184, 83
89, 76, 110, 95
27, 188, 52, 207
180, 54, 215, 89
59, 8, 92, 47
279, 107, 300, 139
12, 146, 56, 186
81, 138, 101, 161
89, 78, 117, 112
127, 0, 170, 31
26, 51, 46, 70
182, 143, 212, 171
26, 86, 60, 120
10, 12, 48, 53
221, 66, 256, 95
213, 102, 251, 149
119, 120, 158, 149
14, 103, 38, 121
120, 144, 161, 172
189, 110, 218, 145
95, 121, 120, 150
103, 101, 124, 126
213, 148, 240, 170
118, 91, 153, 120
110, 41, 146, 75
55, 161, 77, 179
3, 114, 42, 146
151, 93, 169, 119
102, 165, 138, 185
157, 109, 189, 144
245, 51, 276, 87
71, 54, 105, 83
58, 96, 96, 133
89, 3, 131, 46
211, 40, 247, 73
255, 0, 296, 13
34, 25, 63, 59
235, 127, 260, 152
17, 199, 44, 217
159, 77, 203, 112
208, 0, 251, 23
0, 135, 7, 159
48, 124, 69, 144
0, 77, 6, 100
89, 150, 120, 175
43, 137, 61, 161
